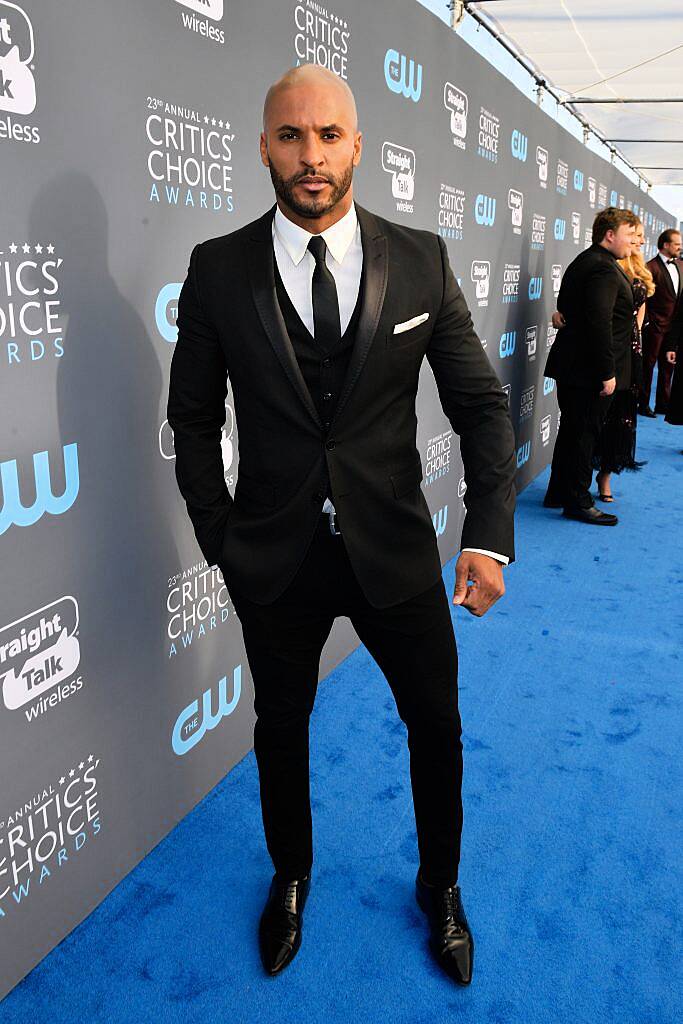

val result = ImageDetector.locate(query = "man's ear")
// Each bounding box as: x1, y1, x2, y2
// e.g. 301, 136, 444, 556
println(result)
259, 132, 269, 168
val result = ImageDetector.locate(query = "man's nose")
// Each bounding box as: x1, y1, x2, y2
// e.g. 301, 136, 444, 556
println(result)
299, 135, 325, 168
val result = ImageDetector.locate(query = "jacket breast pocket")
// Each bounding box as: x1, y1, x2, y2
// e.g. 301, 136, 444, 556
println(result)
385, 319, 432, 352
235, 471, 277, 508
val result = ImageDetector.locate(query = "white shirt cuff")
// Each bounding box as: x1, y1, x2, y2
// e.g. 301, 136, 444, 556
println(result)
461, 547, 509, 566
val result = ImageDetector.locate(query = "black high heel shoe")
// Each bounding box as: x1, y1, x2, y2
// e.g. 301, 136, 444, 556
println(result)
596, 473, 615, 502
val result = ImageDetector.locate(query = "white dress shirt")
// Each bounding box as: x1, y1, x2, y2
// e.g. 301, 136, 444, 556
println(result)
271, 201, 508, 566
658, 251, 681, 294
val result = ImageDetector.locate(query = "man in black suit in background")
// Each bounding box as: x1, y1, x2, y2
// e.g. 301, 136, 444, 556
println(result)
544, 207, 637, 525
167, 64, 516, 986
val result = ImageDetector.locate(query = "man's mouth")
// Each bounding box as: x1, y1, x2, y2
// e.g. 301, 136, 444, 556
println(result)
297, 177, 330, 193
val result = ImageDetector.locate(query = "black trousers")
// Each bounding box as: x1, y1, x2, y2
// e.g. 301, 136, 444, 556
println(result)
546, 384, 613, 510
228, 513, 463, 888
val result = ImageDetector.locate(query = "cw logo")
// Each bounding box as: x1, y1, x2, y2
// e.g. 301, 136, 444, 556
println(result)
516, 441, 531, 468
573, 169, 584, 191
384, 49, 422, 102
610, 190, 618, 206
474, 194, 496, 226
432, 504, 448, 537
172, 666, 241, 756
155, 283, 181, 343
528, 277, 543, 300
543, 376, 556, 395
499, 331, 516, 358
554, 218, 566, 240
511, 129, 528, 162
0, 444, 79, 536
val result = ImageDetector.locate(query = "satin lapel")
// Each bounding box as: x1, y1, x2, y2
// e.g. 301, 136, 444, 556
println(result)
247, 206, 322, 429
658, 257, 677, 298
331, 204, 388, 427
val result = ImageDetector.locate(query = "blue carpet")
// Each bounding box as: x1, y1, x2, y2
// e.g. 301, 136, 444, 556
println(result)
2, 412, 682, 1023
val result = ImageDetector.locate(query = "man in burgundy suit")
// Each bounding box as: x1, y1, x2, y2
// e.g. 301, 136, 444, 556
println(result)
639, 228, 682, 416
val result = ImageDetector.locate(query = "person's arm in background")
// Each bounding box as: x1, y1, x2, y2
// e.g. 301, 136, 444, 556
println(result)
426, 236, 517, 617
167, 243, 233, 567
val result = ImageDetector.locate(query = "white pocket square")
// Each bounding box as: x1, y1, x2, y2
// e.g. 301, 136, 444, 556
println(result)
393, 312, 430, 335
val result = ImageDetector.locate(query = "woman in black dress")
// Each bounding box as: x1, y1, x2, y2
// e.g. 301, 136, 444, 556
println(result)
664, 305, 683, 434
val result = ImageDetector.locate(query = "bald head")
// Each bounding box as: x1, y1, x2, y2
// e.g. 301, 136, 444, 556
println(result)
263, 64, 358, 134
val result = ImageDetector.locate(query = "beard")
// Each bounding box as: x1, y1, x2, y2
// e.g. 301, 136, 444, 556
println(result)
267, 155, 354, 220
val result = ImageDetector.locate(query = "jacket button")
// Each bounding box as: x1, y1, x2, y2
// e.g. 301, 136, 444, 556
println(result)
326, 439, 336, 451
322, 358, 331, 367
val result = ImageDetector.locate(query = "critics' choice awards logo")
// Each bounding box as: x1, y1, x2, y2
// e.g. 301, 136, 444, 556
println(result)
519, 384, 535, 423
0, 1, 39, 144
588, 176, 597, 207
499, 330, 516, 358
471, 260, 490, 308
437, 183, 465, 240
477, 106, 499, 163
424, 430, 453, 486
474, 193, 496, 227
0, 597, 84, 722
293, 1, 350, 79
511, 129, 527, 162
174, 0, 225, 45
172, 665, 242, 756
381, 141, 415, 213
598, 182, 608, 207
536, 146, 548, 188
571, 211, 581, 244
584, 227, 593, 248
0, 443, 79, 536
551, 264, 562, 297
508, 189, 523, 234
531, 213, 546, 250
443, 82, 467, 150
1, 239, 64, 368
547, 321, 558, 348
0, 754, 101, 916
526, 325, 537, 361
501, 264, 520, 305
556, 159, 568, 195
540, 414, 551, 446
146, 97, 235, 214
384, 49, 421, 102
166, 560, 232, 658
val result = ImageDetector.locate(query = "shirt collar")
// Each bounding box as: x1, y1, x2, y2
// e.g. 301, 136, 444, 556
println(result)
272, 201, 358, 267
658, 251, 674, 265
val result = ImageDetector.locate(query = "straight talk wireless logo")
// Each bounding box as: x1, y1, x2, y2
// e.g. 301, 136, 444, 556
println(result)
0, 596, 85, 722
0, 1, 40, 144
174, 0, 225, 45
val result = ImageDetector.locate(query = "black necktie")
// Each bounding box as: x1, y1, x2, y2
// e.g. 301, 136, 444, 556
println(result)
307, 235, 341, 354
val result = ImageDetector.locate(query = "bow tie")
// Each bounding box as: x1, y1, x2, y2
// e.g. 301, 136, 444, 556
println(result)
667, 259, 678, 265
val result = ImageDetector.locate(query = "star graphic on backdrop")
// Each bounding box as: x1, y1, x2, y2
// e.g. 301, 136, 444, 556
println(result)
204, 115, 209, 124
9, 242, 17, 253
88, 754, 94, 762
59, 776, 65, 785
69, 768, 75, 777
22, 242, 30, 253
47, 244, 55, 253
78, 761, 84, 769
211, 117, 216, 126
218, 120, 223, 128
35, 244, 43, 254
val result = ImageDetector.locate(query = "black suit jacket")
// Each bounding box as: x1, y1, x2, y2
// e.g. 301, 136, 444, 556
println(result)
545, 243, 634, 390
167, 203, 516, 608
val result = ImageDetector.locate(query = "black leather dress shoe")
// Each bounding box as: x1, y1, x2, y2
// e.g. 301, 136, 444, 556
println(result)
563, 505, 618, 526
638, 404, 656, 418
416, 870, 474, 985
259, 873, 311, 975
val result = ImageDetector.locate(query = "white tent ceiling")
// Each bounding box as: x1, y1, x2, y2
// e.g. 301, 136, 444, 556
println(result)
468, 1, 683, 194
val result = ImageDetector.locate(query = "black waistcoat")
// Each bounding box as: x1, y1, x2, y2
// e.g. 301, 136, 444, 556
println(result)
273, 255, 365, 430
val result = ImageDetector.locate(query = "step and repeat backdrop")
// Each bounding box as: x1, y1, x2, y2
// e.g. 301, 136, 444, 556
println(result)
0, 0, 674, 997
